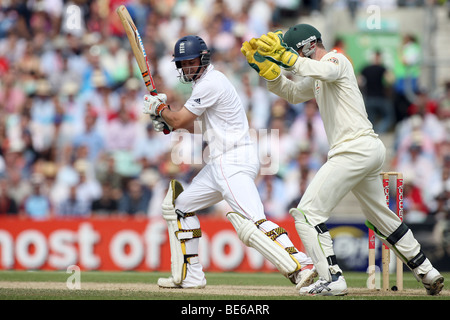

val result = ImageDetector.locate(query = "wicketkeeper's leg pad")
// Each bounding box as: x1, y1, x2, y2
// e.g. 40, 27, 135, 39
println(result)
366, 220, 432, 281
226, 212, 301, 279
290, 208, 334, 282
162, 180, 202, 285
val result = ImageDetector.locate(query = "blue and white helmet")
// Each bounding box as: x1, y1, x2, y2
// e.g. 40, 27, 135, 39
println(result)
172, 35, 211, 83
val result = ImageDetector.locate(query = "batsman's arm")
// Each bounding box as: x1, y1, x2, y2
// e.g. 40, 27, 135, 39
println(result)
267, 75, 315, 105
160, 106, 198, 133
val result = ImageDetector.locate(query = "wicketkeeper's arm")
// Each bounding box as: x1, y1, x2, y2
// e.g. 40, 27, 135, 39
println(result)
293, 57, 341, 82
267, 75, 316, 105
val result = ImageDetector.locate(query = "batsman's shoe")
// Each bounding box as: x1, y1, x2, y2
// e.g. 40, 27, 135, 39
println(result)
299, 273, 348, 296
292, 265, 318, 289
157, 276, 206, 289
421, 268, 444, 295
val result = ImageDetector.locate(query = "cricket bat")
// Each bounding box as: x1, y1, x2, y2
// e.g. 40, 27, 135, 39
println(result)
116, 5, 170, 134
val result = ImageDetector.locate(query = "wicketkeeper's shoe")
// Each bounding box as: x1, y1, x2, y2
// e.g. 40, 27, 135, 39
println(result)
420, 267, 444, 295
299, 273, 348, 296
157, 276, 206, 289
292, 265, 318, 289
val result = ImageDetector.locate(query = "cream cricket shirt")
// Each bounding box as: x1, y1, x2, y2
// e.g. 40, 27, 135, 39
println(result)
184, 65, 254, 161
268, 50, 377, 150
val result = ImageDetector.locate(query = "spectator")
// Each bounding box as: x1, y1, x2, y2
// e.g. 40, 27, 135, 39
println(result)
95, 153, 124, 199
73, 160, 102, 212
284, 143, 320, 205
118, 178, 152, 217
359, 50, 395, 133
54, 145, 79, 191
6, 167, 32, 207
21, 129, 40, 179
0, 178, 18, 216
53, 81, 85, 156
106, 101, 141, 178
430, 190, 450, 223
438, 81, 450, 123
63, 33, 90, 79
56, 184, 91, 218
263, 110, 297, 173
72, 108, 105, 162
237, 73, 272, 130
133, 123, 171, 170
91, 183, 119, 217
100, 36, 131, 87
394, 92, 446, 161
17, 41, 42, 78
289, 99, 328, 163
0, 31, 27, 66
21, 173, 52, 220
257, 174, 289, 219
46, 40, 83, 95
0, 68, 26, 114
122, 77, 148, 125
79, 50, 115, 97
403, 180, 429, 223
3, 139, 26, 177
428, 164, 450, 216
431, 192, 450, 261
81, 69, 120, 135
407, 90, 440, 117
332, 37, 349, 58
396, 138, 441, 209
147, 160, 187, 218
287, 174, 309, 213
395, 117, 437, 163
29, 79, 57, 153
393, 34, 422, 124
105, 102, 139, 152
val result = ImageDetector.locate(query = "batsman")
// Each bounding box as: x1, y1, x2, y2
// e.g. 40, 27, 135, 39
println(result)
242, 24, 444, 296
142, 35, 317, 289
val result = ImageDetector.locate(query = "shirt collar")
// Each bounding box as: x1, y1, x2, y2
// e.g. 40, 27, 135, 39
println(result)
193, 64, 214, 85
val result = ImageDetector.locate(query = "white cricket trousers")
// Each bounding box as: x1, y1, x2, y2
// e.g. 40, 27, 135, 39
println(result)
296, 135, 432, 275
175, 149, 311, 284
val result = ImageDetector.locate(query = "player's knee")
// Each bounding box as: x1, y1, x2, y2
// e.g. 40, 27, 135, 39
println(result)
173, 190, 188, 211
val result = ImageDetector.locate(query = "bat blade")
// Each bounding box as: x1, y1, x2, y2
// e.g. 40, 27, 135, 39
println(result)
116, 5, 171, 134
116, 5, 157, 95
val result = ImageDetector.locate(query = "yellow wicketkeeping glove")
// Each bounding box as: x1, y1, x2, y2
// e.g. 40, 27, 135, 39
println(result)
256, 31, 298, 69
241, 38, 281, 81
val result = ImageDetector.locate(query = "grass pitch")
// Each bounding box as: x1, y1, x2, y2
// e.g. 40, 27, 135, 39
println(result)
0, 270, 448, 301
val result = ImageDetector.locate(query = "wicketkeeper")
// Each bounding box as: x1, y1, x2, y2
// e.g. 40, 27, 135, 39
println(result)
242, 24, 444, 296
142, 35, 316, 289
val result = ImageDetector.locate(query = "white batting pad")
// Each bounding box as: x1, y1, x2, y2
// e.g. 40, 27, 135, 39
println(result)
162, 180, 201, 285
226, 212, 299, 277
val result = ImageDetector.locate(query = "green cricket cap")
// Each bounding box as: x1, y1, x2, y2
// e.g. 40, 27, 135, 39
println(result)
284, 24, 322, 50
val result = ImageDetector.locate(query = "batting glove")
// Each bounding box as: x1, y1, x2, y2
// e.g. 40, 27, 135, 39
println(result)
241, 38, 281, 81
143, 93, 168, 117
151, 115, 173, 134
256, 31, 298, 69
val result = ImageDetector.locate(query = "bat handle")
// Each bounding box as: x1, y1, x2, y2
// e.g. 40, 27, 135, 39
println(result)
147, 88, 170, 134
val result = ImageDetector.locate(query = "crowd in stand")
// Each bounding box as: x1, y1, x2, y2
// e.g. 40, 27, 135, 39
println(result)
0, 1, 449, 232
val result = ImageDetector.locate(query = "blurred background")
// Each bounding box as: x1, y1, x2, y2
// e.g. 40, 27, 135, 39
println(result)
0, 0, 450, 271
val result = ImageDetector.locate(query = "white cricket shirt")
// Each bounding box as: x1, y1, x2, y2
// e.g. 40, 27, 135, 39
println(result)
184, 65, 254, 160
